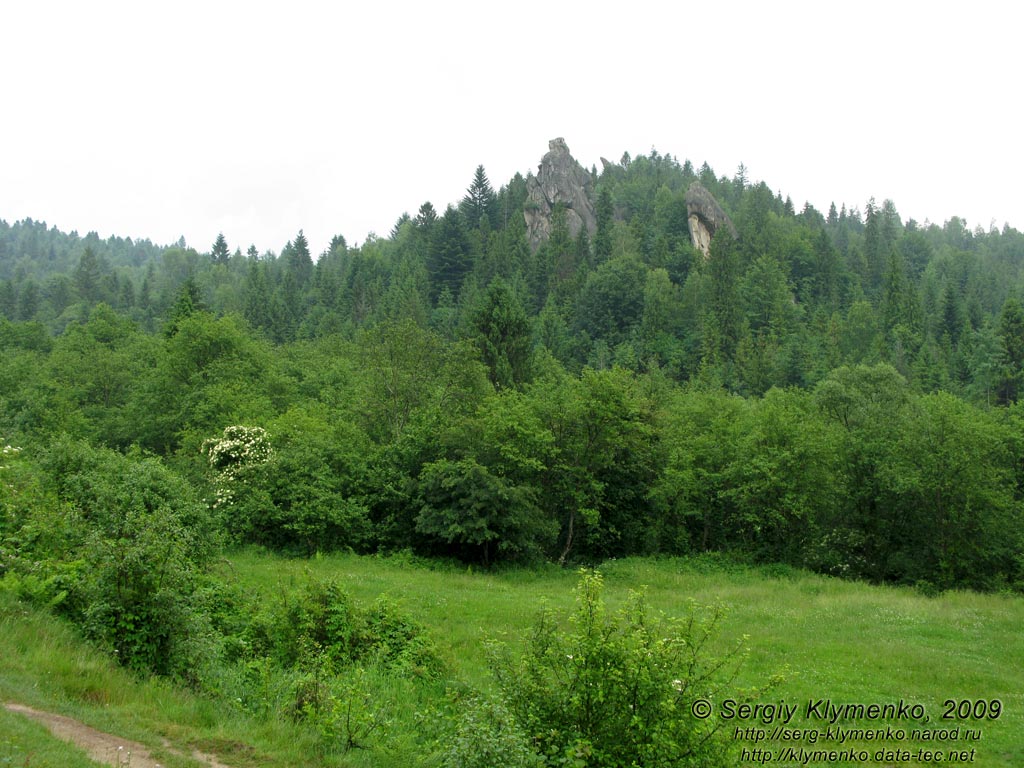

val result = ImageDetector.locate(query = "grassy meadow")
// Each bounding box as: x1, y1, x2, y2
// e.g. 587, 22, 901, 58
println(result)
2, 551, 1022, 767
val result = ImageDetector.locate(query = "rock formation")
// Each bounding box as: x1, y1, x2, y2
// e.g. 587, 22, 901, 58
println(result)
524, 138, 597, 251
685, 181, 738, 259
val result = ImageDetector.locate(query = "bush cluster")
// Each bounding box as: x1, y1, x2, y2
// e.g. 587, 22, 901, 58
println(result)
478, 571, 758, 767
238, 578, 445, 680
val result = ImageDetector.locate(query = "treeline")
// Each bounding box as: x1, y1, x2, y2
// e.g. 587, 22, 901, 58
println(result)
4, 152, 1024, 400
3, 148, 1024, 594
1, 303, 1022, 592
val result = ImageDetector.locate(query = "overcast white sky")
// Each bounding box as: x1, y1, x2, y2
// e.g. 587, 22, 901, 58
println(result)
2, 1, 1020, 257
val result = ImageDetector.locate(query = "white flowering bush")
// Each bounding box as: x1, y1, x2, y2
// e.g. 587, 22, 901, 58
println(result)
202, 426, 272, 509
0, 441, 25, 575
202, 425, 272, 476
203, 415, 372, 554
0, 442, 23, 485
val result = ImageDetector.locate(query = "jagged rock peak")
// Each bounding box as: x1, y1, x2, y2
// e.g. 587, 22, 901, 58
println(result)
685, 181, 738, 259
524, 138, 597, 252
549, 137, 570, 153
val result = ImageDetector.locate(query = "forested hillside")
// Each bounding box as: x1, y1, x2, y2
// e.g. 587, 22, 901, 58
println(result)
3, 143, 1024, 596
5, 149, 1023, 395
3, 141, 1024, 766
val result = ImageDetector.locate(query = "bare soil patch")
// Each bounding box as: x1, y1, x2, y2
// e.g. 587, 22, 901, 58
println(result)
3, 702, 234, 768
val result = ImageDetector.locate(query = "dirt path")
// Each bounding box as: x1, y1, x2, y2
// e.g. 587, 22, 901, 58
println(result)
3, 702, 234, 768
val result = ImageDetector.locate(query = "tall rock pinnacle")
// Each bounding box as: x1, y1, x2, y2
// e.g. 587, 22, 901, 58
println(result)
524, 138, 597, 252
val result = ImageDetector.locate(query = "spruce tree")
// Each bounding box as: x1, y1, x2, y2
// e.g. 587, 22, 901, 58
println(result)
594, 185, 614, 263
285, 230, 314, 286
473, 278, 532, 390
428, 206, 472, 302
73, 246, 104, 305
244, 261, 273, 334
460, 165, 498, 230
996, 296, 1024, 403
211, 232, 230, 264
164, 276, 204, 337
863, 199, 883, 293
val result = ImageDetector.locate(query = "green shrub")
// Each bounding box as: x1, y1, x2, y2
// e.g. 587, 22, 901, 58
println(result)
243, 577, 446, 678
294, 664, 392, 755
415, 457, 553, 566
489, 571, 756, 767
442, 696, 543, 768
24, 438, 218, 678
205, 417, 374, 555
364, 595, 447, 678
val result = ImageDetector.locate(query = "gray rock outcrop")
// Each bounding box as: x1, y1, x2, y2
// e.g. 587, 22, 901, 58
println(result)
524, 138, 597, 251
685, 181, 738, 259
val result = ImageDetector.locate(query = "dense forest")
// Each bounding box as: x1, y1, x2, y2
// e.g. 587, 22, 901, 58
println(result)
3, 146, 1024, 662
4, 148, 1024, 583
3, 144, 1024, 764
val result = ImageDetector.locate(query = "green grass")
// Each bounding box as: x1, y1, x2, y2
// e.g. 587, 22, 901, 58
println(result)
226, 550, 1024, 766
0, 706, 106, 768
0, 592, 338, 767
2, 552, 1023, 767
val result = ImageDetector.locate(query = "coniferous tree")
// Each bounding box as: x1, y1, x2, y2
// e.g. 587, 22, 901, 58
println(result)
879, 199, 902, 254
18, 280, 40, 320
283, 230, 314, 288
473, 278, 533, 390
415, 201, 438, 229
243, 261, 273, 335
996, 296, 1024, 404
811, 229, 842, 309
827, 202, 839, 228
211, 233, 230, 264
733, 162, 749, 192
863, 199, 883, 293
940, 283, 965, 344
707, 231, 743, 359
0, 281, 16, 320
428, 205, 472, 302
881, 248, 918, 335
541, 204, 575, 304
460, 165, 498, 230
391, 212, 412, 240
74, 246, 104, 306
164, 275, 204, 337
271, 273, 301, 343
496, 172, 529, 230
593, 186, 614, 263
